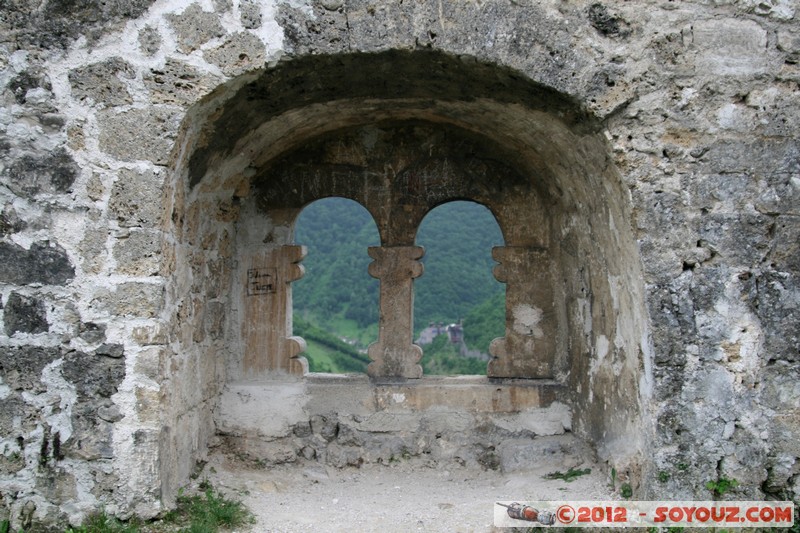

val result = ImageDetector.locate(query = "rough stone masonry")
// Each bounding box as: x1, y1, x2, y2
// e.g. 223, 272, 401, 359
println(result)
0, 0, 798, 529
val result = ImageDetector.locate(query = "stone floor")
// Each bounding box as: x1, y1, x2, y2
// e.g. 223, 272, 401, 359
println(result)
203, 450, 614, 532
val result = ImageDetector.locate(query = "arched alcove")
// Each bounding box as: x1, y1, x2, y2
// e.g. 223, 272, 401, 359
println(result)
159, 49, 652, 498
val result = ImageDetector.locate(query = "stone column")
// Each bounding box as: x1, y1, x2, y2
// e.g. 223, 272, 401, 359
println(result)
488, 246, 556, 378
366, 245, 425, 379
242, 245, 308, 376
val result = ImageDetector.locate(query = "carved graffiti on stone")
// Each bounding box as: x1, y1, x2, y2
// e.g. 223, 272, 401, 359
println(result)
247, 267, 276, 295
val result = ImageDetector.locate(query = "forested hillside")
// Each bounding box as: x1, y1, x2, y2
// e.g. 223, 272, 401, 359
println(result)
293, 198, 505, 373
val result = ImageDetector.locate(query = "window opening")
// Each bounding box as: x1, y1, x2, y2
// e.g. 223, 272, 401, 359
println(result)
292, 197, 380, 373
414, 201, 505, 375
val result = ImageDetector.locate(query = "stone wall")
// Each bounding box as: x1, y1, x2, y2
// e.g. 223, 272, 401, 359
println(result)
0, 0, 797, 529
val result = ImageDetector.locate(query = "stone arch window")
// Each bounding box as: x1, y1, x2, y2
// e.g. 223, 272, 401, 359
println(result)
167, 52, 650, 490
243, 121, 561, 380
413, 200, 505, 375
291, 196, 380, 373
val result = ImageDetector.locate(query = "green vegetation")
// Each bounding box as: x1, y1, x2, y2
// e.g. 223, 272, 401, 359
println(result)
0, 483, 254, 533
293, 316, 370, 373
544, 467, 592, 482
65, 512, 140, 533
705, 476, 739, 496
293, 198, 505, 374
293, 197, 380, 329
620, 482, 633, 498
421, 334, 487, 375
162, 484, 254, 533
414, 201, 504, 328
462, 291, 504, 354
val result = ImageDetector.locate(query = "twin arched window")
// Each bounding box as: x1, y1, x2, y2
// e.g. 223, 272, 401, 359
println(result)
292, 197, 504, 376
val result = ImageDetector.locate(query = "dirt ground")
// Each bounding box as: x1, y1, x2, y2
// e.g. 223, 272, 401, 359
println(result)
202, 452, 615, 533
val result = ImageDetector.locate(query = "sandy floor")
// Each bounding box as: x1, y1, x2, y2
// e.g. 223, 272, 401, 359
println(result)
203, 452, 615, 533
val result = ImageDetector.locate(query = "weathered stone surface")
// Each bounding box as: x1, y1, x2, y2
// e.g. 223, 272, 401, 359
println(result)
692, 19, 769, 76
3, 291, 48, 335
7, 70, 52, 104
0, 205, 27, 236
93, 343, 124, 359
0, 0, 155, 48
108, 168, 164, 227
0, 0, 798, 525
62, 350, 125, 399
144, 59, 221, 105
0, 346, 61, 393
78, 226, 107, 274
166, 4, 224, 54
138, 25, 161, 56
239, 0, 262, 29
587, 3, 630, 39
204, 32, 267, 77
0, 241, 75, 286
79, 322, 107, 344
98, 107, 181, 165
92, 282, 165, 318
3, 148, 79, 196
131, 322, 168, 345
68, 57, 134, 106
113, 230, 161, 276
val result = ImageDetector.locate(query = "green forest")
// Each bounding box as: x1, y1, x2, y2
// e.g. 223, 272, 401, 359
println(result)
292, 198, 505, 375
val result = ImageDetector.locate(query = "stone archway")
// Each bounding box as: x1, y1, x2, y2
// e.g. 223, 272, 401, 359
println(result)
161, 49, 651, 498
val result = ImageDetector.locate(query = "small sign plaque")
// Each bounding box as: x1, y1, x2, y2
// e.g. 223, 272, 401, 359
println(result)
247, 267, 277, 295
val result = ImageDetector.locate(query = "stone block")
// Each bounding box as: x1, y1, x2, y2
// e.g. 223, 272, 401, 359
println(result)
78, 226, 108, 274
108, 168, 164, 227
3, 291, 48, 335
134, 346, 165, 380
93, 282, 165, 318
0, 346, 62, 393
68, 57, 134, 106
203, 301, 225, 340
756, 271, 799, 362
491, 402, 572, 436
216, 383, 308, 438
692, 19, 768, 76
113, 230, 161, 276
204, 32, 267, 77
697, 214, 772, 267
93, 343, 124, 359
325, 443, 362, 468
242, 439, 297, 464
239, 0, 262, 29
144, 59, 221, 105
98, 108, 180, 165
135, 386, 162, 424
497, 435, 593, 473
166, 4, 224, 54
131, 322, 168, 345
0, 241, 74, 286
3, 148, 79, 197
66, 417, 115, 461
62, 350, 125, 399
78, 322, 106, 344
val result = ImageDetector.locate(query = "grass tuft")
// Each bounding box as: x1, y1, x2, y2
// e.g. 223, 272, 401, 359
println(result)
544, 467, 592, 483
